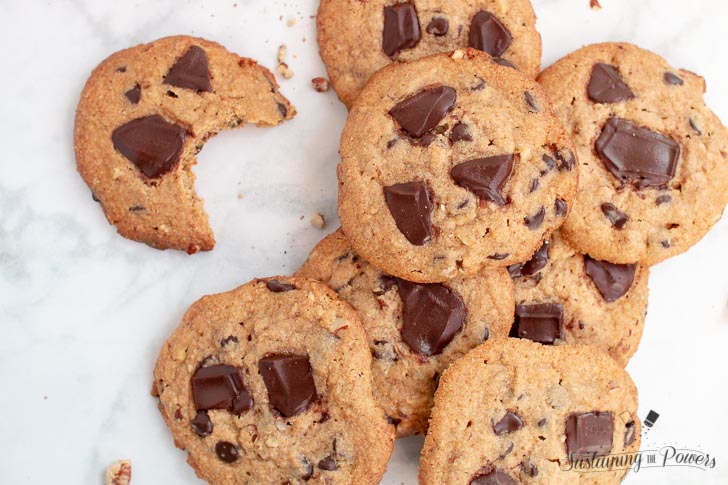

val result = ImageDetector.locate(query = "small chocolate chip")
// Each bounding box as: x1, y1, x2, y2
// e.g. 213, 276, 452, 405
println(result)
449, 122, 473, 143
318, 456, 339, 471
419, 132, 437, 147
387, 138, 398, 149
524, 91, 539, 112
387, 416, 402, 426
529, 178, 539, 193
655, 194, 672, 206
191, 410, 213, 437
493, 412, 523, 435
125, 84, 141, 104
471, 78, 486, 91
215, 441, 239, 463
601, 203, 629, 229
220, 335, 239, 346
538, 418, 547, 427
689, 118, 702, 136
277, 102, 288, 118
116, 66, 127, 73
625, 420, 637, 447
664, 72, 684, 86
128, 205, 145, 212
554, 199, 568, 217
301, 457, 314, 480
522, 462, 539, 478
493, 57, 515, 69
488, 253, 510, 261
266, 280, 296, 292
91, 192, 100, 203
524, 206, 546, 230
426, 17, 449, 36
661, 240, 671, 248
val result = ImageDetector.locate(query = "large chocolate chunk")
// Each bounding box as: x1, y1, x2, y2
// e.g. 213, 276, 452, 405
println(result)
508, 240, 549, 279
191, 364, 254, 415
470, 469, 517, 485
587, 63, 634, 104
384, 181, 433, 245
382, 3, 421, 57
468, 11, 512, 57
389, 86, 456, 138
566, 412, 614, 458
259, 354, 317, 417
584, 255, 636, 302
396, 279, 466, 356
595, 118, 680, 188
511, 303, 563, 345
450, 155, 514, 207
112, 115, 186, 178
493, 412, 524, 435
165, 45, 212, 92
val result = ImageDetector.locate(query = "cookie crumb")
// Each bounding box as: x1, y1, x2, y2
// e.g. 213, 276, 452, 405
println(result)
287, 17, 297, 27
311, 213, 326, 229
237, 193, 244, 200
312, 77, 330, 93
105, 460, 132, 485
277, 45, 294, 79
590, 0, 602, 9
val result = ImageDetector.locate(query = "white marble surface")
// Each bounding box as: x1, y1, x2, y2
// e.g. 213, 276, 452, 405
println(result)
1, 0, 727, 483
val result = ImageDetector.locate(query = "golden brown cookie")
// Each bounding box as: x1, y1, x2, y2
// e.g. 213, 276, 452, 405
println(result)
75, 36, 295, 253
153, 276, 394, 484
420, 338, 641, 484
296, 228, 514, 436
538, 42, 728, 265
317, 0, 541, 107
338, 49, 578, 283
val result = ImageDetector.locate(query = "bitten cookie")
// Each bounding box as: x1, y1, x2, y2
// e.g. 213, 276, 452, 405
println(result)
318, 0, 541, 107
509, 232, 648, 366
296, 228, 514, 436
420, 338, 641, 484
153, 276, 394, 485
75, 36, 295, 253
538, 42, 728, 265
338, 49, 578, 283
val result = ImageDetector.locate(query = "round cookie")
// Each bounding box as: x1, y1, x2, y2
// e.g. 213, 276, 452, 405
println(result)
538, 42, 728, 265
75, 36, 295, 253
296, 228, 514, 436
317, 0, 542, 107
509, 232, 649, 366
153, 276, 394, 485
420, 338, 641, 485
338, 49, 579, 283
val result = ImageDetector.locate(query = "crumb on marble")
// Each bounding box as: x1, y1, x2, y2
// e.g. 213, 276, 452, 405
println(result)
311, 213, 326, 229
287, 17, 297, 27
237, 193, 244, 200
590, 0, 602, 9
312, 77, 330, 92
277, 45, 294, 79
106, 460, 132, 485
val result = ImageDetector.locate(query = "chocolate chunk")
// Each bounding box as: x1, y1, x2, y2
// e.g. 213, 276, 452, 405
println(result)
165, 46, 212, 92
449, 122, 473, 143
396, 279, 466, 356
689, 118, 702, 136
419, 132, 437, 147
522, 462, 538, 477
301, 458, 314, 480
389, 86, 456, 138
387, 138, 398, 149
587, 63, 634, 104
524, 207, 546, 230
220, 335, 238, 346
116, 66, 127, 73
524, 92, 539, 112
596, 117, 680, 188
382, 3, 421, 57
215, 441, 239, 463
566, 412, 614, 458
259, 354, 317, 417
493, 412, 524, 435
601, 203, 629, 229
511, 303, 563, 345
554, 199, 568, 217
191, 364, 254, 415
112, 115, 186, 178
488, 253, 510, 261
450, 155, 514, 207
191, 410, 213, 437
277, 102, 288, 118
387, 416, 402, 426
493, 57, 515, 69
471, 77, 486, 91
538, 418, 547, 427
655, 194, 672, 206
529, 178, 539, 193
510, 240, 549, 279
663, 72, 684, 86
584, 255, 636, 302
266, 280, 296, 292
542, 153, 556, 172
125, 84, 141, 104
468, 11, 512, 57
661, 240, 671, 248
318, 456, 339, 471
374, 275, 398, 296
470, 469, 517, 485
383, 181, 433, 245
426, 17, 449, 36
624, 420, 636, 446
555, 149, 576, 172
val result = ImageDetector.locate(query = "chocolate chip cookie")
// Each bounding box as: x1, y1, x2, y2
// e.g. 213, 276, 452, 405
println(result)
153, 276, 394, 484
296, 228, 514, 436
509, 232, 649, 366
318, 0, 542, 107
538, 42, 728, 265
338, 49, 578, 283
75, 36, 295, 253
420, 338, 641, 484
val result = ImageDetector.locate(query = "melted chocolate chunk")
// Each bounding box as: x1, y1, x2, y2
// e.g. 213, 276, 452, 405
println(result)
125, 84, 141, 104
450, 154, 514, 207
215, 441, 239, 463
396, 279, 466, 356
624, 420, 637, 447
318, 456, 339, 471
191, 364, 254, 415
601, 203, 629, 229
165, 45, 212, 92
509, 240, 549, 279
493, 412, 524, 435
382, 3, 421, 57
266, 279, 296, 292
259, 354, 317, 417
524, 206, 546, 230
511, 303, 563, 345
587, 63, 634, 104
426, 17, 449, 36
470, 469, 517, 485
554, 199, 568, 217
566, 412, 614, 458
663, 72, 684, 86
493, 57, 515, 69
468, 11, 512, 57
112, 115, 186, 178
583, 255, 636, 302
389, 86, 456, 138
383, 181, 433, 245
596, 117, 680, 188
191, 410, 212, 437
449, 122, 473, 143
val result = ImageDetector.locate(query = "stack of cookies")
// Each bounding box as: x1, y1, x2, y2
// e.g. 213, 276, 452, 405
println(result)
73, 2, 728, 484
